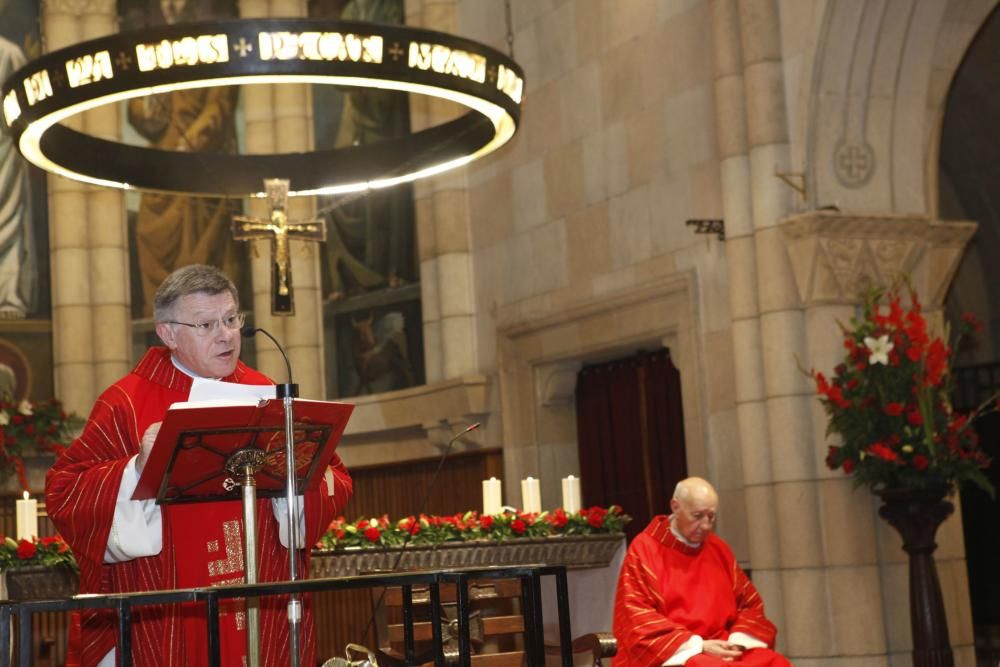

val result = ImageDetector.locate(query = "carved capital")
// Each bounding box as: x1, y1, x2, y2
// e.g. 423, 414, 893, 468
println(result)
779, 211, 976, 307
43, 0, 116, 15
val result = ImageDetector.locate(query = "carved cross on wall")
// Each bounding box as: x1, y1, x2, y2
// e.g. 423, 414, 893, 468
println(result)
232, 179, 326, 315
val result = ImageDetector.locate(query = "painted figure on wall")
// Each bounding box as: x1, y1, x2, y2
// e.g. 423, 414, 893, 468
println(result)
311, 0, 417, 301
0, 0, 38, 319
121, 0, 245, 318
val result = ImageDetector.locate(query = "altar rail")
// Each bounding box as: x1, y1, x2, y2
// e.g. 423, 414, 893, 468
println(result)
0, 565, 574, 667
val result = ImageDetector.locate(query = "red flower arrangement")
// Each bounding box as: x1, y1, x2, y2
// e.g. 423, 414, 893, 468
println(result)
0, 534, 77, 571
0, 395, 82, 491
813, 286, 995, 496
315, 506, 631, 550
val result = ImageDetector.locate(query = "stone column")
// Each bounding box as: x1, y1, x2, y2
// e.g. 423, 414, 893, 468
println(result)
781, 211, 978, 665
81, 1, 130, 394
408, 0, 479, 383
44, 0, 127, 415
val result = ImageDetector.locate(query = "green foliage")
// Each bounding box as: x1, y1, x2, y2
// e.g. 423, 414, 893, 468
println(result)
0, 535, 78, 572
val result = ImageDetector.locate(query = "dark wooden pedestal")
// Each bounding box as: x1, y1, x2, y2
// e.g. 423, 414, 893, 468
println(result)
876, 485, 955, 667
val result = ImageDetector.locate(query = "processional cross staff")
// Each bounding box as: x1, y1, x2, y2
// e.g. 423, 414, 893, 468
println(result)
232, 179, 326, 315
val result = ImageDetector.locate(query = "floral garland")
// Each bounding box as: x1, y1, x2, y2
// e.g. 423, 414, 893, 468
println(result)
316, 506, 631, 550
0, 534, 77, 571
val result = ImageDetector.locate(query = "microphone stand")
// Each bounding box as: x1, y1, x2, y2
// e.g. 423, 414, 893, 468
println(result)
243, 326, 303, 667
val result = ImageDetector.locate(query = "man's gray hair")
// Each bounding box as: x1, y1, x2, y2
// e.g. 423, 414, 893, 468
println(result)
153, 264, 239, 322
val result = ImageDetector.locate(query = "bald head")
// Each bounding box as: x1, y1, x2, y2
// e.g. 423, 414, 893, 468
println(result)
672, 477, 719, 505
670, 477, 718, 544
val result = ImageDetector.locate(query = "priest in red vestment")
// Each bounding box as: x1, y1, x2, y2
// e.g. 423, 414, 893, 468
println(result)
612, 477, 791, 666
45, 264, 353, 667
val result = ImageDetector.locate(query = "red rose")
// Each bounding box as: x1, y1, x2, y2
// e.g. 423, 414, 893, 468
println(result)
549, 509, 568, 529
363, 526, 381, 543
906, 410, 923, 426
511, 519, 526, 535
588, 508, 607, 529
480, 515, 494, 530
912, 455, 929, 471
16, 539, 37, 560
884, 403, 904, 417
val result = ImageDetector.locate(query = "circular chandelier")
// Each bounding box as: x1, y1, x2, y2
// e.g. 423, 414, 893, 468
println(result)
0, 19, 524, 198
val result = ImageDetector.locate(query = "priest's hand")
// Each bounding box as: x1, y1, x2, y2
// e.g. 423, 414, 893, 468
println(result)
702, 639, 746, 661
136, 422, 162, 473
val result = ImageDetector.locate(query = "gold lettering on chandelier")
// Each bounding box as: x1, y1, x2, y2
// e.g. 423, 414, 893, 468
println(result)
257, 31, 383, 63
2, 90, 20, 127
496, 64, 522, 104
135, 34, 229, 73
408, 42, 486, 84
66, 51, 113, 89
22, 70, 53, 106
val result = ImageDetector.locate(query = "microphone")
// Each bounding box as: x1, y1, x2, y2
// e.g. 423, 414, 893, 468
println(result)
241, 325, 295, 397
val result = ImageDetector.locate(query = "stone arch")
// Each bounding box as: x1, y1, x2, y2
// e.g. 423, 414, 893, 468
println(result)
803, 0, 998, 215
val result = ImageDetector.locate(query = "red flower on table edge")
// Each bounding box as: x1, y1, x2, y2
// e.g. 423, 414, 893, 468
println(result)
0, 534, 77, 571
316, 506, 631, 550
813, 285, 995, 497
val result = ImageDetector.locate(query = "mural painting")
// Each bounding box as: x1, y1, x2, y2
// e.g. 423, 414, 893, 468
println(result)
119, 0, 248, 319
0, 0, 54, 401
310, 0, 422, 397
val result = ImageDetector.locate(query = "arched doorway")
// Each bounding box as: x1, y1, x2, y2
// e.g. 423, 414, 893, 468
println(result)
939, 6, 1000, 663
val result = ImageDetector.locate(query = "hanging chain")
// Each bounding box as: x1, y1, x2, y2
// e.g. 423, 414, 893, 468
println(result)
504, 0, 515, 58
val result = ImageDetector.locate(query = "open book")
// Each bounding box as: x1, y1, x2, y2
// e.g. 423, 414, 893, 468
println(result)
132, 395, 354, 504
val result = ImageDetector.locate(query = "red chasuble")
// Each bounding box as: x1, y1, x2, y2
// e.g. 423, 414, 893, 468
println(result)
612, 516, 789, 666
45, 347, 354, 667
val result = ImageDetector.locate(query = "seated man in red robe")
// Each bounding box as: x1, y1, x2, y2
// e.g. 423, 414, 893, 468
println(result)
612, 477, 791, 666
46, 264, 353, 667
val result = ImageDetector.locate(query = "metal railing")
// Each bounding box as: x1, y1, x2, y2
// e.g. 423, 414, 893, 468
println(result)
0, 564, 574, 667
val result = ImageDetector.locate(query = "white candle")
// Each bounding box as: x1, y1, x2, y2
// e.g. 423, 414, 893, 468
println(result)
561, 475, 582, 514
482, 477, 502, 516
16, 491, 38, 541
521, 477, 542, 514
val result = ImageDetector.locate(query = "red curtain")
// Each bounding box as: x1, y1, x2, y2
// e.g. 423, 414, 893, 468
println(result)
575, 349, 687, 542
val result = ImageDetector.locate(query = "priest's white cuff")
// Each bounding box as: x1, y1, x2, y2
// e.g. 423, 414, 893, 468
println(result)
104, 456, 162, 563
728, 631, 767, 649
273, 495, 307, 549
663, 635, 702, 665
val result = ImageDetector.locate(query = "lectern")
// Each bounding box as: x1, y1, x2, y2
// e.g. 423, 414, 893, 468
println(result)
133, 398, 353, 666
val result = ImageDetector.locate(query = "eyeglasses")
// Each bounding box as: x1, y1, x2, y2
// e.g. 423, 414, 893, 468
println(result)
166, 312, 246, 337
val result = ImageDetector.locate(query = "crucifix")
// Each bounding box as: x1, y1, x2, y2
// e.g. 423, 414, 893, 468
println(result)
232, 179, 326, 315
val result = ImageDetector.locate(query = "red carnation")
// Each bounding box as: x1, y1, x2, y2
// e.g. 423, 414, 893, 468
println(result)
480, 515, 494, 530
363, 526, 381, 543
588, 507, 607, 529
884, 403, 904, 417
511, 519, 526, 535
549, 508, 568, 529
16, 539, 36, 560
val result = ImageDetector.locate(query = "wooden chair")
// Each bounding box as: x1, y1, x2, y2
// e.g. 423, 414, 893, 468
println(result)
370, 578, 616, 666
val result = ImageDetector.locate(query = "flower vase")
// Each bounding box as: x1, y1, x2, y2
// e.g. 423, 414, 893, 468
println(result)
875, 484, 954, 667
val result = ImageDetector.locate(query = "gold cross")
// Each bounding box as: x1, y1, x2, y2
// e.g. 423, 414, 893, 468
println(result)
232, 179, 326, 315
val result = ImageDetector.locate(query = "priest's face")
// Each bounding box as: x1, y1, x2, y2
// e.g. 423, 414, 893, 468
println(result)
670, 491, 718, 544
155, 291, 242, 379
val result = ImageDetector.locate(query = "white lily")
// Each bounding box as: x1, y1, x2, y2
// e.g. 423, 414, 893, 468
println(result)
16, 400, 32, 416
864, 334, 893, 365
